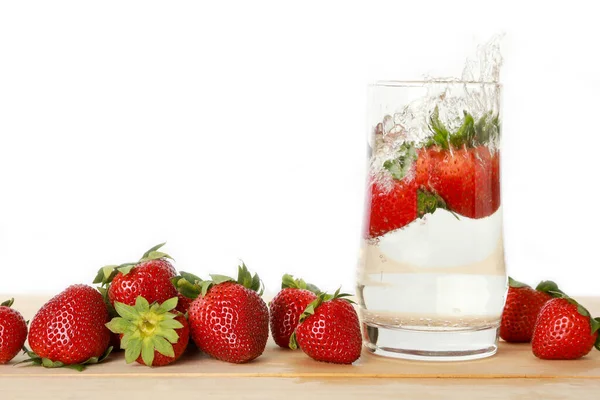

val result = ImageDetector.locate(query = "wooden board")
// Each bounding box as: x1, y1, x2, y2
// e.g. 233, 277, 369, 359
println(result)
2, 295, 600, 399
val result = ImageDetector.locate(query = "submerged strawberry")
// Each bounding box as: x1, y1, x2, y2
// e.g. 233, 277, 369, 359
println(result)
532, 296, 600, 360
180, 263, 269, 364
106, 296, 189, 367
270, 274, 319, 348
424, 146, 500, 219
25, 285, 112, 371
290, 289, 361, 364
366, 178, 418, 238
422, 107, 501, 219
366, 141, 454, 239
0, 299, 28, 364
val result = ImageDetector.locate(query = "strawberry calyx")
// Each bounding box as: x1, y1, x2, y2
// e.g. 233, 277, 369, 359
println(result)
426, 106, 500, 149
383, 142, 417, 181
171, 272, 203, 300
185, 262, 264, 298
508, 276, 530, 288
418, 189, 459, 220
93, 243, 173, 287
288, 288, 354, 350
139, 242, 174, 264
19, 346, 113, 372
535, 280, 566, 297
281, 274, 320, 294
1, 298, 15, 308
106, 296, 184, 366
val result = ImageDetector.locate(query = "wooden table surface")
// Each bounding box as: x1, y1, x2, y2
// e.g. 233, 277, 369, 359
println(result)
2, 295, 600, 399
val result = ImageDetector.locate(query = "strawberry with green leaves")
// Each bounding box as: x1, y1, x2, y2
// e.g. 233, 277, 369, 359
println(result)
269, 274, 319, 348
0, 299, 28, 364
367, 143, 452, 239
106, 296, 189, 367
170, 271, 203, 315
94, 243, 179, 312
499, 278, 556, 343
177, 263, 269, 364
532, 294, 600, 360
24, 284, 112, 371
419, 107, 501, 219
290, 289, 361, 364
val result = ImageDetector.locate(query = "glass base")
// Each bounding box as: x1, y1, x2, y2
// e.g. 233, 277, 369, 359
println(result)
362, 322, 499, 361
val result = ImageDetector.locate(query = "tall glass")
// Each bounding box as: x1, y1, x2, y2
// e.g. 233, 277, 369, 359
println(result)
357, 81, 507, 361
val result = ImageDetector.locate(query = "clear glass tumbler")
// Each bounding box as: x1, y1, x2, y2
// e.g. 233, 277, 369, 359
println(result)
357, 80, 507, 361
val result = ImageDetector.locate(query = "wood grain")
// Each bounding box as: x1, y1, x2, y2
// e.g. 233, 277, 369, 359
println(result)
2, 377, 599, 400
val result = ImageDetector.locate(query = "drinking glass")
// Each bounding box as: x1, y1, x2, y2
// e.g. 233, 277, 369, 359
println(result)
357, 80, 507, 361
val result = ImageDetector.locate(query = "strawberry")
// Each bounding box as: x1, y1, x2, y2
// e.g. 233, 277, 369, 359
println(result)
106, 296, 189, 367
366, 178, 418, 238
421, 107, 501, 219
176, 294, 193, 315
269, 274, 319, 348
25, 284, 112, 370
366, 140, 453, 239
0, 299, 28, 364
94, 243, 178, 311
290, 289, 361, 364
532, 296, 600, 360
170, 271, 203, 315
425, 146, 500, 219
183, 263, 269, 363
499, 278, 556, 342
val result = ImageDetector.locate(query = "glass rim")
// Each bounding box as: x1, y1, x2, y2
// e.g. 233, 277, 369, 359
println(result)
372, 80, 502, 88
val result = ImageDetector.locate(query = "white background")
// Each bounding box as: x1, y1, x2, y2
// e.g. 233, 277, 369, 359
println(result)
1, 1, 598, 296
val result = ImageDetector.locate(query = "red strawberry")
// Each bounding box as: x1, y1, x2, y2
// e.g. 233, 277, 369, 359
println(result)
94, 243, 178, 310
290, 290, 362, 364
366, 177, 451, 239
499, 278, 554, 342
532, 296, 600, 360
426, 146, 500, 219
421, 107, 501, 219
170, 271, 203, 315
0, 299, 28, 364
186, 263, 269, 363
366, 178, 418, 238
269, 274, 318, 348
176, 294, 193, 314
26, 284, 111, 370
106, 297, 189, 367
416, 147, 433, 188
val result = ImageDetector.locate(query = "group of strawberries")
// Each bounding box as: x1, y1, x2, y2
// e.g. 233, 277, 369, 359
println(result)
0, 244, 361, 369
500, 277, 600, 359
367, 108, 501, 238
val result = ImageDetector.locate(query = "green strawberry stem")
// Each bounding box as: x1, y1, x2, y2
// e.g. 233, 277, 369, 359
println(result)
174, 262, 264, 298
19, 346, 113, 372
289, 288, 355, 350
383, 143, 417, 180
139, 242, 174, 263
1, 298, 15, 308
281, 274, 320, 294
508, 277, 530, 288
106, 296, 183, 366
535, 280, 565, 297
93, 243, 173, 287
426, 106, 500, 149
171, 272, 203, 300
418, 189, 459, 220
